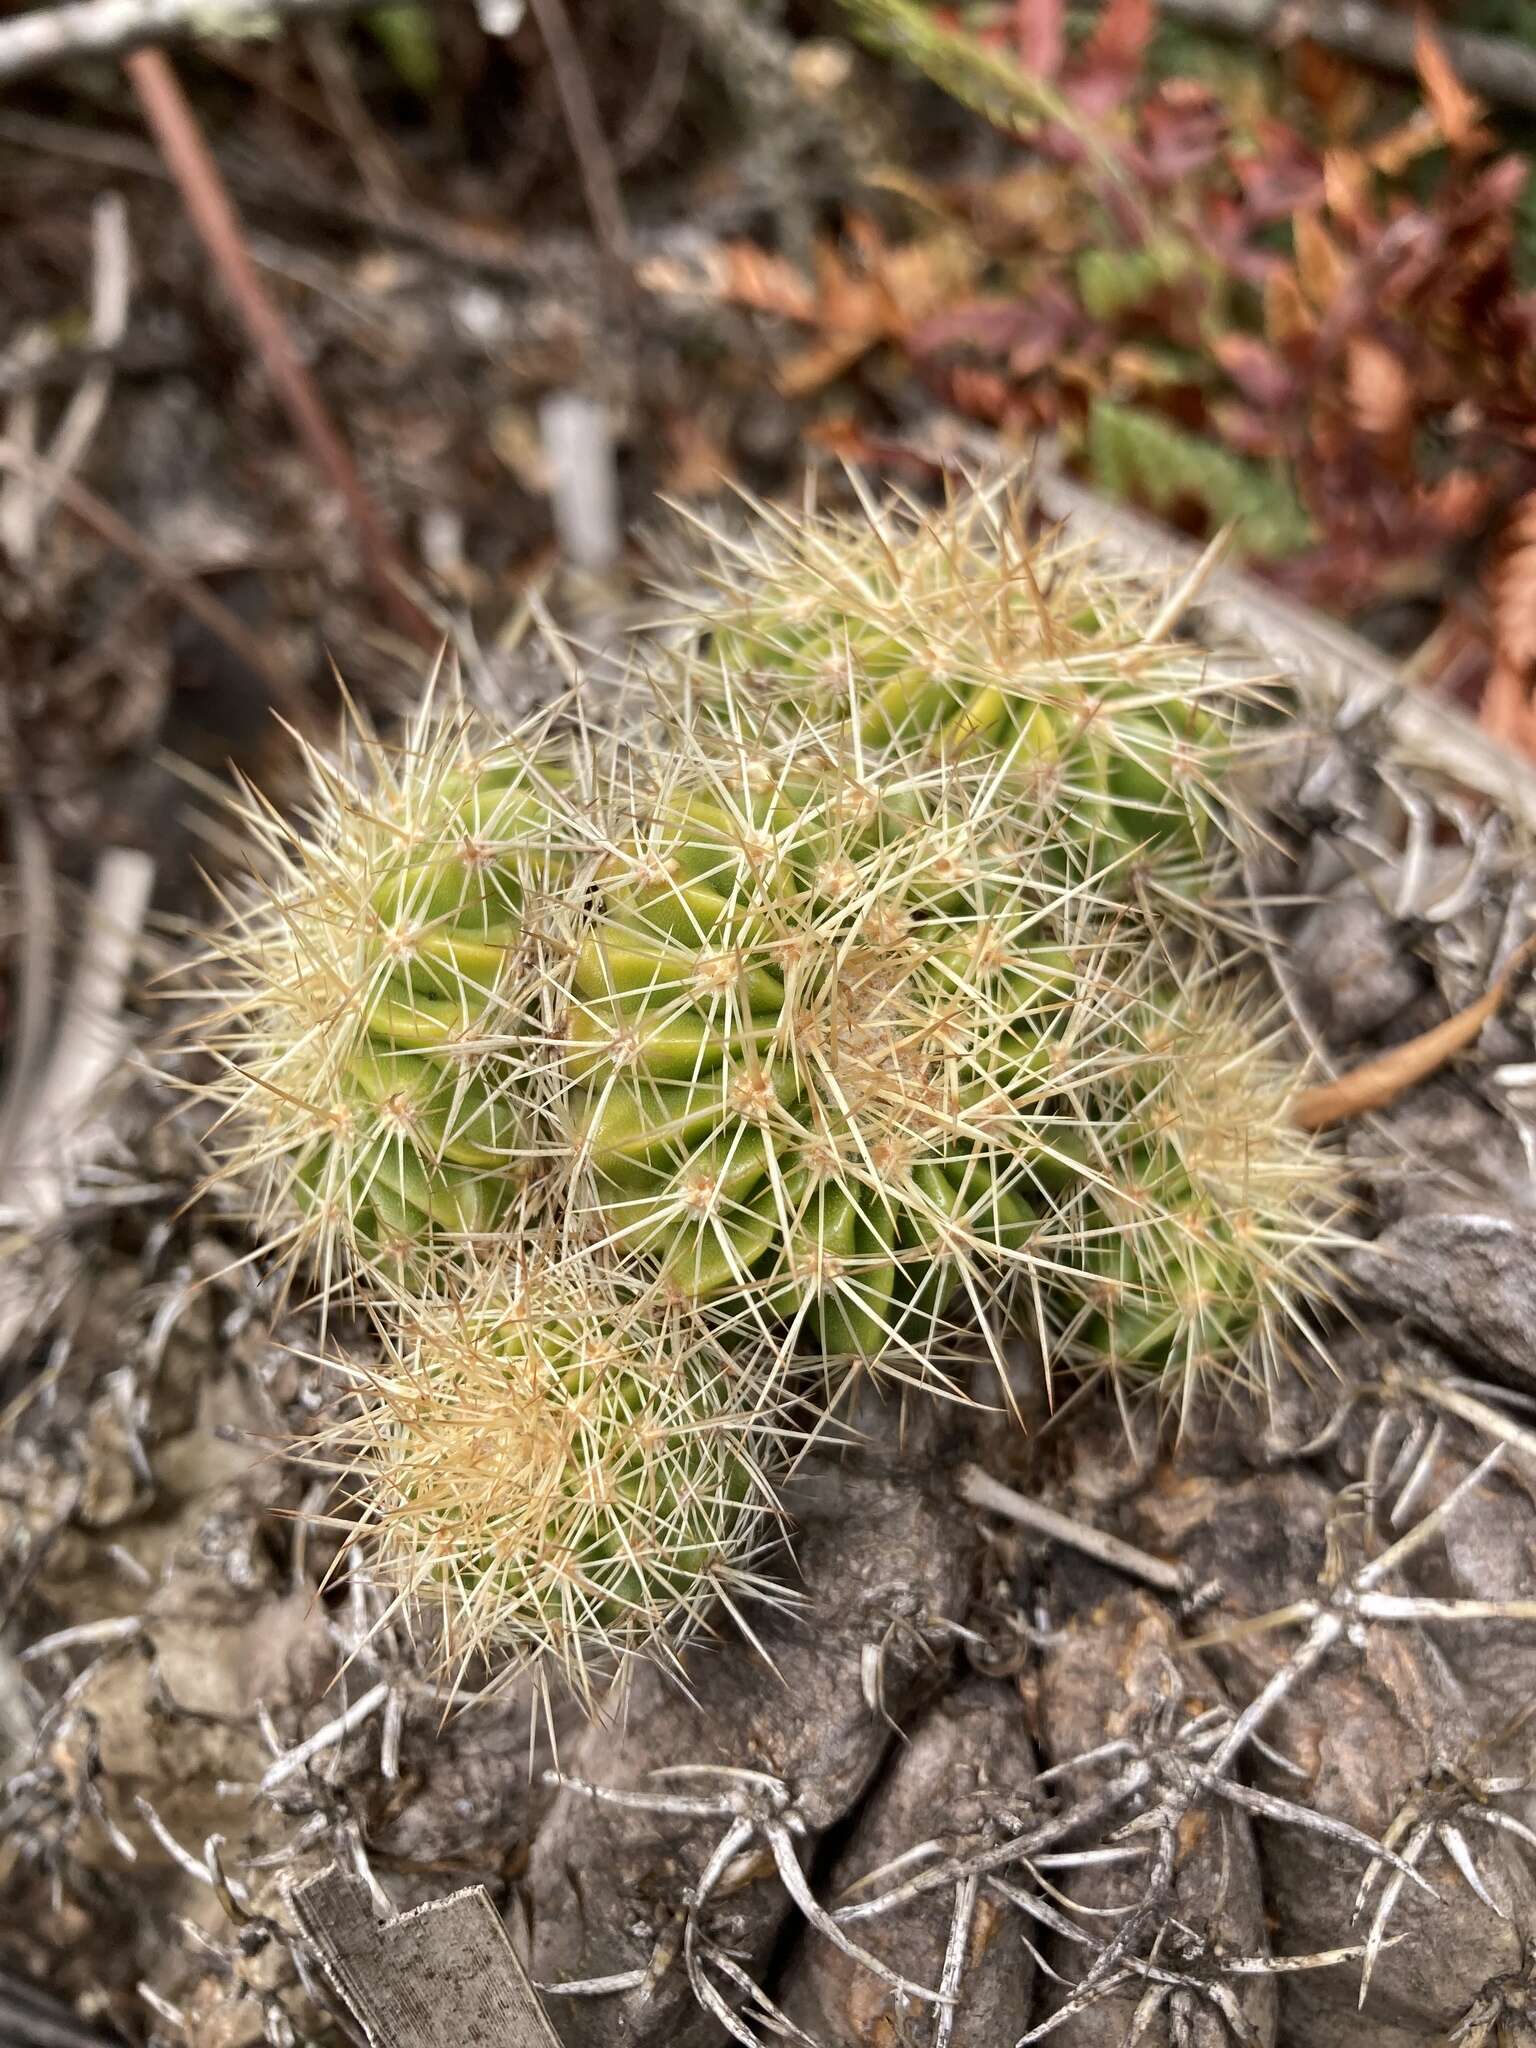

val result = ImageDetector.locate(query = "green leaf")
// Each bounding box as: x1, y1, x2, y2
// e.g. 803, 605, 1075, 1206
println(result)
364, 4, 440, 96
1085, 398, 1313, 560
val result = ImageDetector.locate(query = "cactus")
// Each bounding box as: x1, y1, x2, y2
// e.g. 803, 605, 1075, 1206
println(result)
663, 479, 1259, 908
338, 1245, 785, 1703
198, 689, 580, 1300
558, 697, 1151, 1382
1052, 960, 1347, 1411
188, 478, 1349, 1708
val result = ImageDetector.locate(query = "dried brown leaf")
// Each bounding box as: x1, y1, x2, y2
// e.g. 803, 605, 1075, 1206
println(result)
1292, 39, 1373, 140
1345, 334, 1414, 442
1414, 14, 1489, 156
1491, 488, 1536, 684
1293, 209, 1349, 310
1264, 265, 1315, 349
1322, 147, 1371, 231
1367, 105, 1445, 178
712, 241, 819, 324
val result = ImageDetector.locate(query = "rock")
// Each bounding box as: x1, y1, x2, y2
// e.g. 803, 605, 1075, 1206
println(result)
524, 1441, 978, 2048
1291, 884, 1426, 1044
1348, 1084, 1536, 1228
781, 1676, 1034, 2047
1032, 1587, 1276, 2048
1348, 1211, 1536, 1388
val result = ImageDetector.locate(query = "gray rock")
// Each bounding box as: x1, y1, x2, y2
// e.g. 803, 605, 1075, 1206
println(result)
1348, 1211, 1536, 1388
1291, 884, 1426, 1044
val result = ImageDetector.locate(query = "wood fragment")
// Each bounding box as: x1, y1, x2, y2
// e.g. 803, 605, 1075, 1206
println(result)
1153, 0, 1536, 118
957, 1464, 1191, 1595
1294, 936, 1536, 1131
292, 1866, 562, 2048
0, 0, 374, 87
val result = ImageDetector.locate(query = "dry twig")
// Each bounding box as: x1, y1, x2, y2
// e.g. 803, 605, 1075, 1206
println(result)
1295, 936, 1536, 1130
123, 44, 437, 651
0, 436, 298, 709
524, 0, 632, 274
957, 1464, 1192, 1596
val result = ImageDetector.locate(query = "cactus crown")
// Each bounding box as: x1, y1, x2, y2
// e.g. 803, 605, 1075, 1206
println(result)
660, 477, 1264, 912
559, 691, 1184, 1392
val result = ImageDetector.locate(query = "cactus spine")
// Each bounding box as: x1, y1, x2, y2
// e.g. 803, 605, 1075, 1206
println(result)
669, 479, 1253, 908
1052, 961, 1347, 1411
559, 698, 1152, 1382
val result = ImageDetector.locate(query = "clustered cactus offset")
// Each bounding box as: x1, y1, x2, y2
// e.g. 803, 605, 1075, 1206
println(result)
201, 690, 579, 1298
334, 1238, 784, 1704
198, 479, 1345, 1695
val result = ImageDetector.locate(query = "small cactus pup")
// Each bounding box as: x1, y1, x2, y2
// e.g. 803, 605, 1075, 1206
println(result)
196, 685, 585, 1301
1053, 956, 1349, 1416
559, 696, 1142, 1391
336, 1244, 788, 1706
664, 476, 1263, 911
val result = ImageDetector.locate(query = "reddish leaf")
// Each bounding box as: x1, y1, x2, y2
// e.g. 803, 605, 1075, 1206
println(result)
1135, 81, 1227, 186
1211, 332, 1296, 410
1420, 470, 1493, 537
1081, 0, 1153, 74
1013, 0, 1064, 79
911, 284, 1083, 389
1069, 0, 1153, 114
1210, 399, 1288, 459
1233, 125, 1325, 224
1480, 658, 1536, 755
946, 363, 1018, 423
1491, 489, 1536, 689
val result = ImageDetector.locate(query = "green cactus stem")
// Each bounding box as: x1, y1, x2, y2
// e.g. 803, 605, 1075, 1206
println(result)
1053, 968, 1347, 1409
666, 479, 1257, 906
558, 705, 1140, 1381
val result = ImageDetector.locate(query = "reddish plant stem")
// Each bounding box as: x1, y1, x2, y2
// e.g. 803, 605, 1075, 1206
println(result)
123, 43, 437, 652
